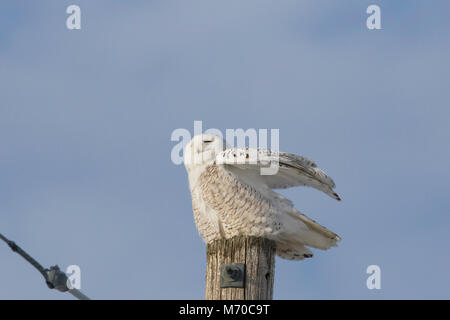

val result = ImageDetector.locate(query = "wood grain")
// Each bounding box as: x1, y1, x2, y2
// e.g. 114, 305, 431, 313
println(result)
205, 236, 275, 300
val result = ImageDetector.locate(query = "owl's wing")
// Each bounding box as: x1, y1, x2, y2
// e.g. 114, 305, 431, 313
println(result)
216, 148, 341, 201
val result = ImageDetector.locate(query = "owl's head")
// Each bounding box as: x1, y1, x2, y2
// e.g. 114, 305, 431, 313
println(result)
184, 134, 227, 170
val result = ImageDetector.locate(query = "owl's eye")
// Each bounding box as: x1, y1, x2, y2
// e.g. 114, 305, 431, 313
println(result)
203, 140, 213, 144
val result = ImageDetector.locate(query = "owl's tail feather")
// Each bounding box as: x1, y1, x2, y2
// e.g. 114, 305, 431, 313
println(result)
276, 243, 313, 260
274, 211, 340, 259
295, 213, 341, 243
282, 210, 341, 251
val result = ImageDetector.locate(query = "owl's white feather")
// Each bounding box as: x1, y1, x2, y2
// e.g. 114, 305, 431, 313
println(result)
184, 134, 341, 260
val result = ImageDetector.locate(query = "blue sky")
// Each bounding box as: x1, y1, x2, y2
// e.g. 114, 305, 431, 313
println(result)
0, 0, 449, 299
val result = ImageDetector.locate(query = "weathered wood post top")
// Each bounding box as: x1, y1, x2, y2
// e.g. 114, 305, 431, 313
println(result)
205, 236, 275, 300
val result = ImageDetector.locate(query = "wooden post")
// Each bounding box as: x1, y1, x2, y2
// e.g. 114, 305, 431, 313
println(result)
205, 236, 276, 300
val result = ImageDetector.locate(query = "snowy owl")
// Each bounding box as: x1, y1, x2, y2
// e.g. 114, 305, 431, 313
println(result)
184, 134, 341, 260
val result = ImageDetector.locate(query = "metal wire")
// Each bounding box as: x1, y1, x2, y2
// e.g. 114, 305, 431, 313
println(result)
0, 232, 90, 299
0, 233, 50, 282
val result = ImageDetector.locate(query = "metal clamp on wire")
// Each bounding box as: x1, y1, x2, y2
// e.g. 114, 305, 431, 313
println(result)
46, 265, 70, 292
